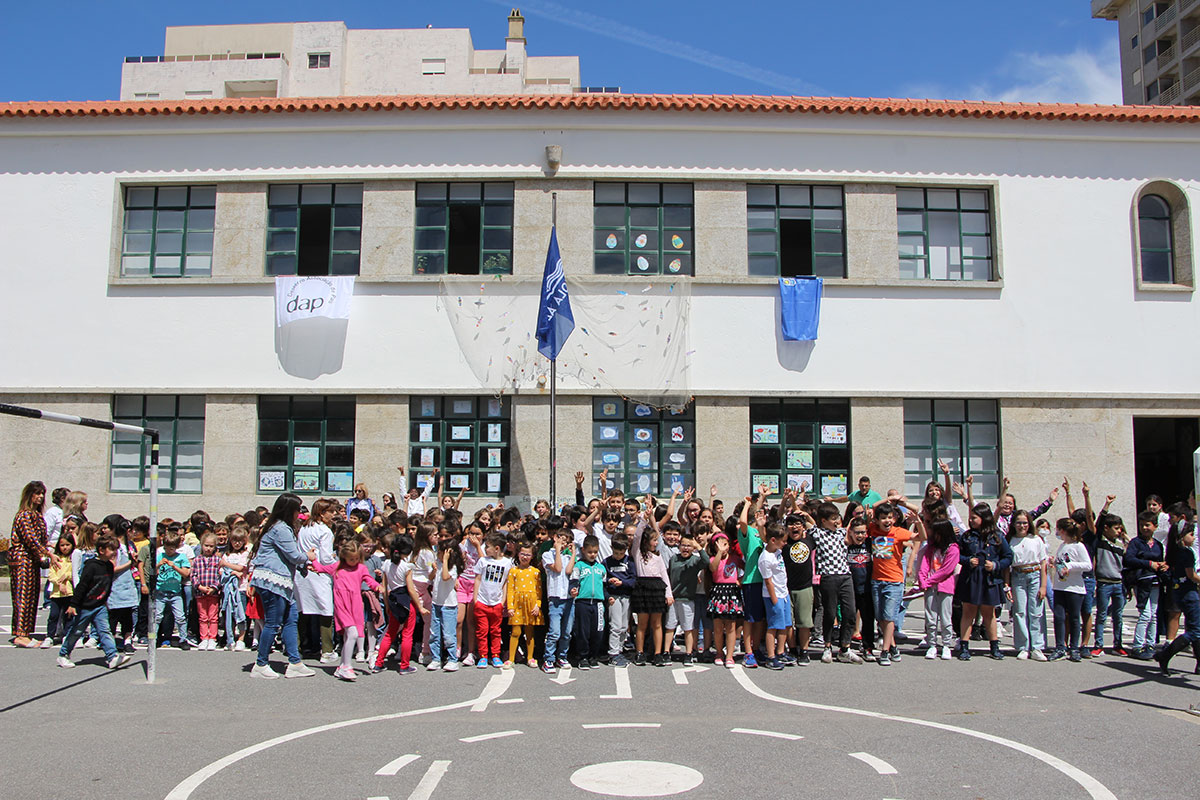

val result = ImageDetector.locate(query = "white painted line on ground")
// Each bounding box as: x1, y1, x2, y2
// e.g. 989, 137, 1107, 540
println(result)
458, 730, 523, 743
731, 727, 803, 741
550, 695, 575, 700
406, 760, 450, 800
849, 752, 898, 775
495, 698, 524, 705
375, 753, 420, 776
600, 666, 632, 699
731, 667, 1118, 800
367, 796, 389, 800
470, 669, 515, 713
550, 666, 575, 685
165, 679, 507, 800
582, 722, 662, 729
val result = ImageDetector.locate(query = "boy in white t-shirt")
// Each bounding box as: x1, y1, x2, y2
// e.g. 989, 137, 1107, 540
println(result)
758, 525, 792, 671
472, 533, 513, 668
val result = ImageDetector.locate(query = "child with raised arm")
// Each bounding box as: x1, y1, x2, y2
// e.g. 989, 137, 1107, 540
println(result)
707, 530, 743, 668
541, 526, 575, 673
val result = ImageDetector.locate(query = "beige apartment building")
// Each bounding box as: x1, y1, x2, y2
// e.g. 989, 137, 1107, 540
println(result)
1093, 0, 1200, 104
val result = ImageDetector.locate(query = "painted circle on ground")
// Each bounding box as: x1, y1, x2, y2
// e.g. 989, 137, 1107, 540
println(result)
570, 760, 703, 797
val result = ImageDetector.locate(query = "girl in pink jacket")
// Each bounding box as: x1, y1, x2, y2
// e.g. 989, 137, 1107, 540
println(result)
918, 519, 960, 660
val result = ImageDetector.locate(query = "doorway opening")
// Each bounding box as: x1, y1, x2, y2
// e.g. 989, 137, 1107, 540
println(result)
1133, 416, 1199, 508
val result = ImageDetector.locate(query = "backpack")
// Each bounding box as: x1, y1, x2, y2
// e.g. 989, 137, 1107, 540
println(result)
386, 586, 411, 622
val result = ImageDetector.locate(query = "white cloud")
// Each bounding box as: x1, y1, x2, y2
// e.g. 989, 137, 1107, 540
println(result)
910, 45, 1123, 104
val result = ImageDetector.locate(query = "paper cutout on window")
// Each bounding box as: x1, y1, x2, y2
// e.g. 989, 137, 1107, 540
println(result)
820, 425, 847, 445
450, 425, 471, 441
752, 474, 780, 494
634, 233, 648, 248
820, 474, 848, 496
637, 450, 651, 468
670, 426, 684, 442
636, 474, 652, 492
668, 474, 686, 492
293, 446, 320, 466
602, 452, 620, 465
634, 428, 652, 442
259, 471, 286, 491
600, 426, 619, 440
293, 472, 320, 492
419, 448, 434, 467
634, 404, 653, 417
487, 398, 502, 417
453, 399, 472, 415
636, 256, 649, 271
787, 449, 813, 470
668, 452, 686, 464
418, 424, 433, 442
671, 235, 684, 249
787, 474, 813, 492
605, 234, 617, 249
667, 259, 681, 273
752, 425, 779, 444
327, 471, 353, 492
487, 449, 502, 468
486, 473, 502, 493
601, 401, 619, 417
450, 450, 471, 465
449, 474, 470, 489
420, 398, 435, 417
487, 423, 502, 442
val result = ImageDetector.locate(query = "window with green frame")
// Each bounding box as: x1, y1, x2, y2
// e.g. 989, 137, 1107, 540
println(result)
1137, 194, 1174, 283
409, 396, 511, 495
265, 184, 363, 276
749, 399, 850, 497
897, 187, 992, 281
593, 183, 694, 275
111, 395, 205, 492
747, 184, 846, 277
414, 182, 514, 275
592, 399, 695, 496
257, 396, 356, 495
121, 186, 216, 277
903, 399, 1001, 499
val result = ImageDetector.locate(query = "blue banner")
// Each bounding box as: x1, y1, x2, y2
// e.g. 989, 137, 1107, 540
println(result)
536, 227, 575, 360
779, 276, 822, 341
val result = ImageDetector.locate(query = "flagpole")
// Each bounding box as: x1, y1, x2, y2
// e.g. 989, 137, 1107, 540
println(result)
550, 191, 558, 511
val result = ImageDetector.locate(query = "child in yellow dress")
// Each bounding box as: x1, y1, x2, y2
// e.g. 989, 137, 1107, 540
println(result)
505, 541, 544, 667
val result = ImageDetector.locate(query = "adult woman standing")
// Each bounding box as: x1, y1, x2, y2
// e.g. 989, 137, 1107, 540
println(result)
9, 481, 58, 647
250, 493, 318, 679
295, 498, 337, 663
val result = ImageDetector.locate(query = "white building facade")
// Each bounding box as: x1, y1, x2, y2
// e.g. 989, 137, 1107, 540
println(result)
1, 93, 1198, 524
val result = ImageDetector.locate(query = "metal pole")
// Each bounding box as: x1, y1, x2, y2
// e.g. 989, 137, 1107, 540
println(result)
147, 432, 160, 684
550, 191, 558, 510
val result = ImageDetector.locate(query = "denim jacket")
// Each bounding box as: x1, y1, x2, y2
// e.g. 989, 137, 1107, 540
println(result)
957, 529, 1013, 587
250, 521, 309, 602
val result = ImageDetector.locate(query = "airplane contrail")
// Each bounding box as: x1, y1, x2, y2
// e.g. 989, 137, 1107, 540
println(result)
485, 0, 823, 95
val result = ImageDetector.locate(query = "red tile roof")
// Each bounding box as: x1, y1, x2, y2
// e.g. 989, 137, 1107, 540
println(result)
3, 93, 1199, 123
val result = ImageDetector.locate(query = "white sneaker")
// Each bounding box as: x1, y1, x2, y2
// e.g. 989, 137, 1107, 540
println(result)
837, 650, 864, 664
925, 646, 938, 660
108, 653, 132, 669
320, 651, 339, 664
56, 656, 75, 669
462, 653, 476, 667
443, 660, 460, 672
940, 646, 953, 660
1030, 649, 1048, 662
285, 662, 316, 678
354, 651, 366, 663
426, 661, 441, 671
820, 648, 833, 664
1016, 649, 1029, 660
335, 666, 357, 682
234, 640, 248, 652
250, 664, 279, 679
40, 637, 55, 649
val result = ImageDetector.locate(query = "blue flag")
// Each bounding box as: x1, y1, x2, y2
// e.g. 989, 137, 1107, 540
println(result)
779, 276, 822, 341
536, 227, 575, 360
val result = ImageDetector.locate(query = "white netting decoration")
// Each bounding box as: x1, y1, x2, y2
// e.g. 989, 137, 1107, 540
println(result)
439, 277, 693, 409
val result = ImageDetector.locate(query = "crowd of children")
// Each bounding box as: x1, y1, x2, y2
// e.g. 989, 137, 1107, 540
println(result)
7, 468, 1200, 679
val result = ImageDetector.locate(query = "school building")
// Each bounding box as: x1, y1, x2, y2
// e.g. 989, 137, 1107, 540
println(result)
2, 17, 1200, 525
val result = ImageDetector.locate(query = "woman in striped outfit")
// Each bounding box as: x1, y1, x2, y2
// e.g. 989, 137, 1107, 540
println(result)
9, 481, 56, 647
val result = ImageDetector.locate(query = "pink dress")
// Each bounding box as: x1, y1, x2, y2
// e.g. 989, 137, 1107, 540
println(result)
310, 561, 380, 632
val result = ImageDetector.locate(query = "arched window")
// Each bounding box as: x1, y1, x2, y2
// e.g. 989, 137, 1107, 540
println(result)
1138, 194, 1174, 284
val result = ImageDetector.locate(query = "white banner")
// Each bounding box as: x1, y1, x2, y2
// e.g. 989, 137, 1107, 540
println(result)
275, 276, 355, 328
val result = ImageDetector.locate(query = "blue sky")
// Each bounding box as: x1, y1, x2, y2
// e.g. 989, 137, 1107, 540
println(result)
2, 1, 1122, 103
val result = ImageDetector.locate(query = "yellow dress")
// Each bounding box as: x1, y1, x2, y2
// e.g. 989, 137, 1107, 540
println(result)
506, 565, 544, 626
